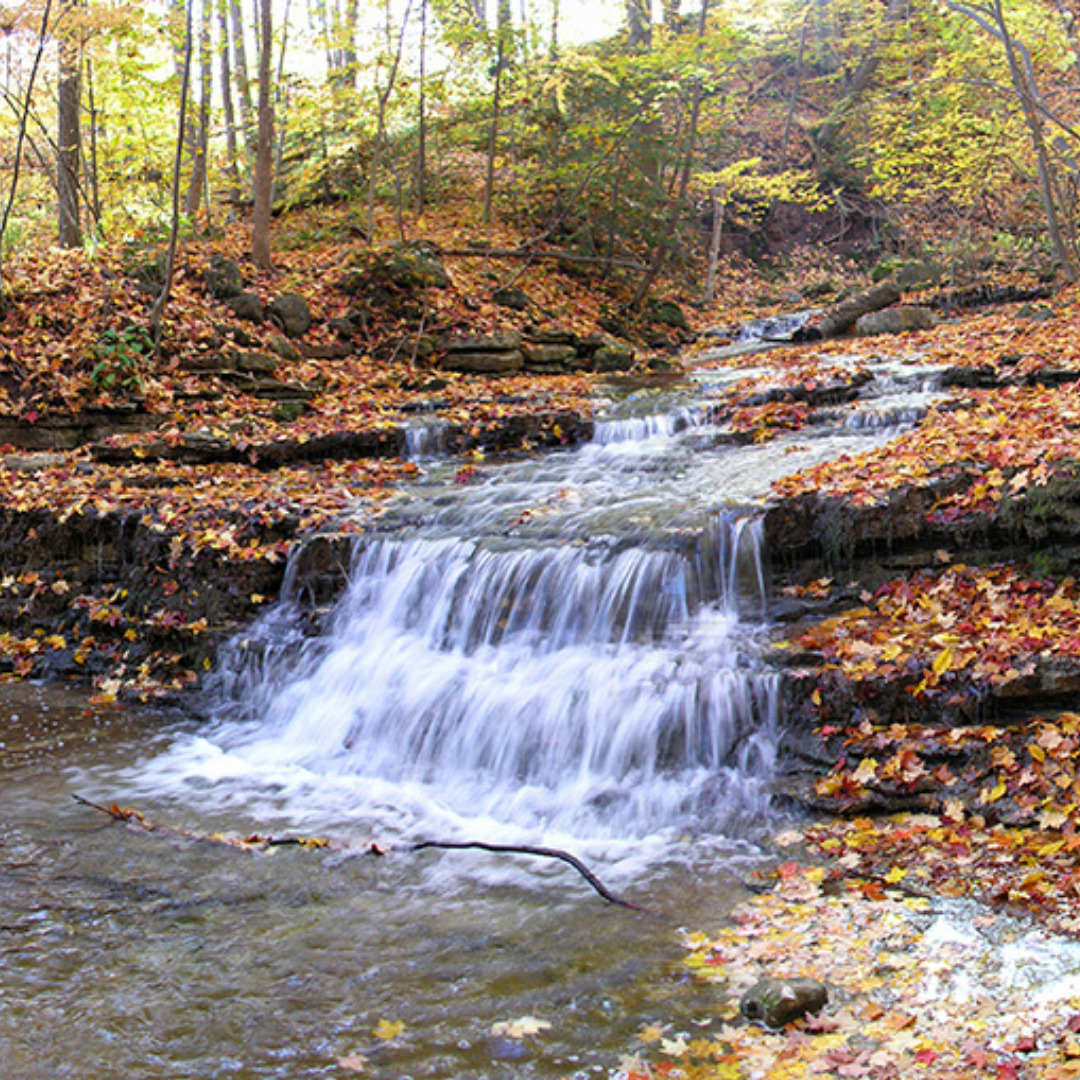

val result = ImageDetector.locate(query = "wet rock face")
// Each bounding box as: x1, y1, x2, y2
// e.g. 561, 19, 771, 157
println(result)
740, 976, 828, 1028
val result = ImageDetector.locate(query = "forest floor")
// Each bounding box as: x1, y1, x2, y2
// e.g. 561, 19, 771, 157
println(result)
7, 201, 1080, 1077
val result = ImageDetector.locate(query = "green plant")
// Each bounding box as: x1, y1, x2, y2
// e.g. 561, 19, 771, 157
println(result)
90, 326, 153, 394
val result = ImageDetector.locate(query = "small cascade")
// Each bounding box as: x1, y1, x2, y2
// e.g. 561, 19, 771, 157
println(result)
404, 421, 451, 460
592, 405, 711, 445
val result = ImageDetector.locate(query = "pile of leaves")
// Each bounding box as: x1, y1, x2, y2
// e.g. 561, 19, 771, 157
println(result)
786, 562, 1080, 702
623, 862, 1080, 1080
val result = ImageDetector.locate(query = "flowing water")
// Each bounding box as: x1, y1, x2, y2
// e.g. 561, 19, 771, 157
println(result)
0, 359, 977, 1078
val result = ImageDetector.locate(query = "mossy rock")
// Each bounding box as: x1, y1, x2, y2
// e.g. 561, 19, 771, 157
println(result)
645, 297, 688, 330
340, 242, 450, 297
740, 976, 828, 1028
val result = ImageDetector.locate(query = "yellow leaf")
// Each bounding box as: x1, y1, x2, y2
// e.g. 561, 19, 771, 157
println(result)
982, 781, 1007, 804
884, 866, 908, 884
373, 1020, 405, 1040
932, 647, 953, 676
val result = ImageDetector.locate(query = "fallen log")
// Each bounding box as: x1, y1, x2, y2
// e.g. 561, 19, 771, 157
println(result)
816, 282, 902, 339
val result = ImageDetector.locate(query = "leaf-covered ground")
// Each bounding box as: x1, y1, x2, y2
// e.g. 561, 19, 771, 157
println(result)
625, 862, 1080, 1080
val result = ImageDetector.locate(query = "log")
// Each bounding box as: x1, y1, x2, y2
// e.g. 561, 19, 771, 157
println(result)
817, 282, 902, 339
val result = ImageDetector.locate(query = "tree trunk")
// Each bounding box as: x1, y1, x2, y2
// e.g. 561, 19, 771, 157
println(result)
218, 0, 242, 214
814, 0, 907, 155
415, 0, 428, 215
184, 0, 213, 223
0, 0, 53, 303
631, 0, 710, 309
151, 0, 194, 351
482, 0, 512, 228
57, 0, 82, 248
366, 0, 415, 240
229, 0, 254, 151
626, 0, 651, 49
251, 0, 274, 268
704, 188, 724, 304
83, 56, 101, 233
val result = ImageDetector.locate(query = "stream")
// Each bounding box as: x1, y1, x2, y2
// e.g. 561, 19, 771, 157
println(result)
0, 353, 1031, 1079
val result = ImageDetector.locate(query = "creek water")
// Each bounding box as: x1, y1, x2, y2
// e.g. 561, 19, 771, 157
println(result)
1, 358, 950, 1078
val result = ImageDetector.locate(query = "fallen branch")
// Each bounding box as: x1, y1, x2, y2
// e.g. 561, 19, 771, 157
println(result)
441, 247, 649, 273
73, 795, 651, 913
410, 839, 652, 913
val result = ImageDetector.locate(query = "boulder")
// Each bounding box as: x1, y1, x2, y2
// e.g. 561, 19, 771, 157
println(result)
740, 976, 828, 1028
267, 293, 313, 338
645, 297, 688, 330
205, 255, 244, 300
227, 292, 265, 323
593, 343, 636, 372
235, 351, 278, 374
895, 260, 943, 288
443, 332, 522, 353
529, 327, 578, 347
493, 286, 530, 311
340, 242, 450, 296
856, 305, 936, 337
522, 343, 578, 373
818, 283, 902, 339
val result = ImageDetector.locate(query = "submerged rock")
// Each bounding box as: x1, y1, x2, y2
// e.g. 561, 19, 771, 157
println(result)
740, 976, 828, 1028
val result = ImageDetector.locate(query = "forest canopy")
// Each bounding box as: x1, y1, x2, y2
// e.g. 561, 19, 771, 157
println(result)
0, 0, 1077, 285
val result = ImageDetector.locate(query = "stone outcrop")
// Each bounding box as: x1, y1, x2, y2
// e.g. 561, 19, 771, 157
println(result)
437, 328, 639, 376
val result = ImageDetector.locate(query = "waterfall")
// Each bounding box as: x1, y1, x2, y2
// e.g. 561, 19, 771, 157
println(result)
204, 511, 780, 841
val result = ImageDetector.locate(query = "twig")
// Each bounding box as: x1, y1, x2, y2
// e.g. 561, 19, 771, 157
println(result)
410, 839, 653, 914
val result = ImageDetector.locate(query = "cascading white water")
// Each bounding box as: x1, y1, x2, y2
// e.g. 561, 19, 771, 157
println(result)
203, 515, 779, 842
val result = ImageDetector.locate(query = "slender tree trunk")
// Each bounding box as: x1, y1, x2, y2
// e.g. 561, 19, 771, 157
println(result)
152, 0, 193, 351
366, 0, 414, 240
946, 0, 1076, 279
483, 0, 512, 227
251, 0, 274, 268
626, 0, 651, 48
218, 0, 242, 214
814, 0, 907, 154
83, 55, 101, 233
416, 0, 428, 215
631, 0, 710, 309
184, 0, 213, 222
704, 188, 725, 304
57, 0, 82, 248
780, 6, 810, 167
230, 0, 254, 150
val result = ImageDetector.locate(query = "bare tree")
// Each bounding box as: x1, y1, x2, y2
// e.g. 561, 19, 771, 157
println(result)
946, 0, 1076, 279
0, 0, 54, 304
